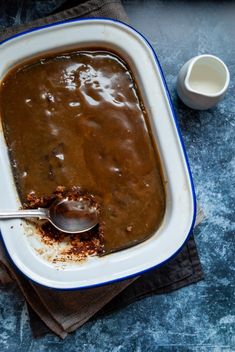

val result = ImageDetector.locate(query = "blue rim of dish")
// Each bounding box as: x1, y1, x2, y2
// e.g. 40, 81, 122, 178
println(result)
0, 17, 197, 290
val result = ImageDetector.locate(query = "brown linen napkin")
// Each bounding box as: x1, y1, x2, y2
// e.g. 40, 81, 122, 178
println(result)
0, 0, 204, 339
0, 0, 129, 41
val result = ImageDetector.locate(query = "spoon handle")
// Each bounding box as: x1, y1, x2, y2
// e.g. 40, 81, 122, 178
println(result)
0, 208, 48, 220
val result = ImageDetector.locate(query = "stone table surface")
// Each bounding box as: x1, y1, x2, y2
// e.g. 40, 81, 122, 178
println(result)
0, 1, 234, 351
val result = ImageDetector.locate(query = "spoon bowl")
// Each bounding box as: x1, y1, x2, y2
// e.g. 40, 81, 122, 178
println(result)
49, 198, 99, 233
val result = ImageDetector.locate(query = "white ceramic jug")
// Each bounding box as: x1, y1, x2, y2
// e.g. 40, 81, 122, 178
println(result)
177, 54, 230, 110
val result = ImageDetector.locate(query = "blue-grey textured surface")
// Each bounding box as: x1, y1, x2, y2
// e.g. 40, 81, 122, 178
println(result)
0, 1, 234, 351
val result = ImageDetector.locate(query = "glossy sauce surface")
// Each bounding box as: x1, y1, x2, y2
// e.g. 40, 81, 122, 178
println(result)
0, 50, 165, 253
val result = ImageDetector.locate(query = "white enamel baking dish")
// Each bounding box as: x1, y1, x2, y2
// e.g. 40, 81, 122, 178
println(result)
0, 18, 196, 289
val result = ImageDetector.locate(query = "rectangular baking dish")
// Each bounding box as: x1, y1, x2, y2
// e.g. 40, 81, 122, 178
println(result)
0, 18, 196, 289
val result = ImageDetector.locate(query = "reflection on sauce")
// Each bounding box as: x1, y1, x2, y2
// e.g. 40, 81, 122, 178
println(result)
0, 50, 165, 254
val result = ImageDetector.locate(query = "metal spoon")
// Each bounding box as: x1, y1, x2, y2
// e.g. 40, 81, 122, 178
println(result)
0, 198, 99, 233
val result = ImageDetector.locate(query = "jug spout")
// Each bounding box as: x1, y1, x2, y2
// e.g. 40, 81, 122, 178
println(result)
177, 54, 230, 110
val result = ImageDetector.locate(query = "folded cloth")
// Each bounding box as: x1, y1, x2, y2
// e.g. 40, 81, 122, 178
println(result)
0, 0, 129, 41
0, 0, 204, 339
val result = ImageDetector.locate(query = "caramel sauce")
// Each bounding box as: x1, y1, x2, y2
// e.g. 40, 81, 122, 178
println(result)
0, 50, 165, 254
